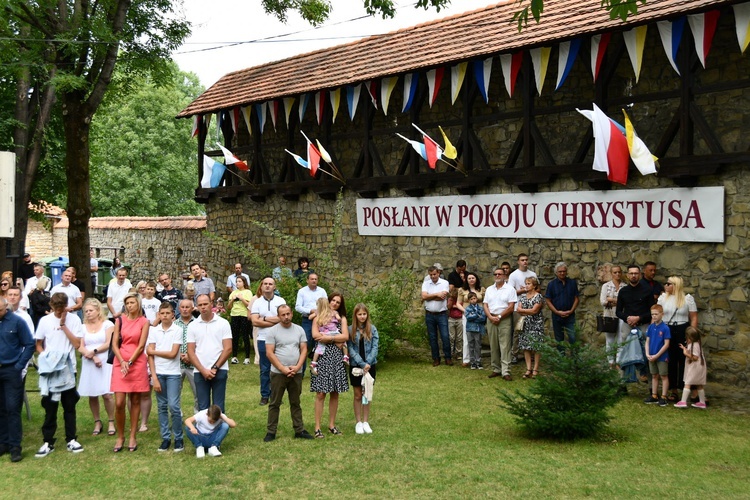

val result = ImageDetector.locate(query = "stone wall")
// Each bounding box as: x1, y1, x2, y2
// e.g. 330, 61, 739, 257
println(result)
200, 15, 750, 386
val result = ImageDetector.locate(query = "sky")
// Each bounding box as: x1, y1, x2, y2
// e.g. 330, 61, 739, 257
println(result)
172, 0, 500, 89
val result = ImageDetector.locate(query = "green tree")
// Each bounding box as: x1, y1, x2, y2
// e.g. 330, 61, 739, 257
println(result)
89, 65, 204, 216
262, 0, 451, 25
513, 0, 647, 30
2, 0, 190, 293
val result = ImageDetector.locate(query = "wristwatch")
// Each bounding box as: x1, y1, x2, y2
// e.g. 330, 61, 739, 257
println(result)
211, 365, 218, 370
93, 348, 98, 354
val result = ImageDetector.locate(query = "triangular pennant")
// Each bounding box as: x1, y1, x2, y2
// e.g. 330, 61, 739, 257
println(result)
204, 113, 212, 131
283, 97, 295, 128
255, 102, 267, 134
438, 126, 458, 160
346, 85, 361, 121
402, 73, 419, 112
329, 88, 341, 123
191, 115, 201, 138
590, 33, 611, 82
364, 80, 378, 108
269, 101, 279, 131
316, 140, 332, 164
688, 11, 720, 68
623, 25, 648, 83
530, 47, 551, 95
657, 17, 687, 75
450, 62, 468, 104
556, 39, 581, 90
734, 2, 750, 53
298, 93, 310, 123
229, 107, 240, 134
215, 111, 222, 142
426, 67, 444, 107
315, 90, 326, 125
473, 58, 492, 104
500, 52, 523, 97
241, 106, 252, 135
380, 76, 398, 115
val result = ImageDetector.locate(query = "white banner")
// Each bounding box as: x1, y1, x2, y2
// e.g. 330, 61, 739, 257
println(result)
356, 187, 724, 242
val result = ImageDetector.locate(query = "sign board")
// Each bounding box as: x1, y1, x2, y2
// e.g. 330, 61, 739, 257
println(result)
0, 152, 15, 238
356, 187, 724, 242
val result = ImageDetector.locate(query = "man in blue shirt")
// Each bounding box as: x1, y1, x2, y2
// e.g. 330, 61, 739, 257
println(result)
0, 297, 35, 462
544, 262, 579, 345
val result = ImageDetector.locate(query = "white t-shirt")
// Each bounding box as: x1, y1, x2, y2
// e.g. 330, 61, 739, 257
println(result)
422, 278, 449, 312
186, 313, 232, 372
193, 409, 224, 434
50, 282, 82, 308
147, 323, 183, 375
142, 297, 162, 322
250, 295, 287, 342
107, 278, 132, 318
34, 312, 83, 368
508, 269, 537, 294
483, 282, 518, 315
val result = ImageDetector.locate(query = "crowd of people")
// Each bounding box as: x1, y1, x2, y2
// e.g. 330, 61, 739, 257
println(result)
421, 255, 708, 403
0, 254, 379, 462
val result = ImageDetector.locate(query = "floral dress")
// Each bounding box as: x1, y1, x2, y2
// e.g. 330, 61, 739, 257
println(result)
310, 317, 349, 394
518, 293, 545, 351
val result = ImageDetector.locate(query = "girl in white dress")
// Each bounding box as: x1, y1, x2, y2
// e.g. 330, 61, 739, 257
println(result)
77, 298, 116, 435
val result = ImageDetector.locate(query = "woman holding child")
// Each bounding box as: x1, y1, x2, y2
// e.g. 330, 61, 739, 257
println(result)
310, 293, 349, 438
657, 276, 698, 402
516, 277, 545, 378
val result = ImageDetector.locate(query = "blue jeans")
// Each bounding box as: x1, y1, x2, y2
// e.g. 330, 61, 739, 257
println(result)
185, 421, 229, 449
0, 365, 24, 448
425, 312, 451, 361
257, 340, 271, 398
194, 369, 228, 412
155, 374, 183, 441
551, 314, 576, 344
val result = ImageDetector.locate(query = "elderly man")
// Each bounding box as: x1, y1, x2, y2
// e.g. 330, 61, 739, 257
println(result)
251, 277, 287, 406
545, 262, 580, 345
483, 268, 517, 380
187, 294, 232, 412
225, 263, 250, 294
0, 297, 35, 462
294, 273, 327, 363
263, 304, 313, 441
422, 265, 452, 366
190, 263, 215, 304
106, 268, 132, 319
50, 269, 83, 315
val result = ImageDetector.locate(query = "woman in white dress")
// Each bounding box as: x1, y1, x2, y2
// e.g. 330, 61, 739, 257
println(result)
77, 298, 116, 436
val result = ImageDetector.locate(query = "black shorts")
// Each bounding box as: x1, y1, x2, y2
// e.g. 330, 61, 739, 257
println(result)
349, 365, 377, 387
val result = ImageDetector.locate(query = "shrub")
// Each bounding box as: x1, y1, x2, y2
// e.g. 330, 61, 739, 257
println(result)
499, 341, 624, 440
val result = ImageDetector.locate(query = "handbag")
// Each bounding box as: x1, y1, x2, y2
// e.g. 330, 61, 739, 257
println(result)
106, 317, 122, 364
515, 315, 526, 332
596, 314, 618, 333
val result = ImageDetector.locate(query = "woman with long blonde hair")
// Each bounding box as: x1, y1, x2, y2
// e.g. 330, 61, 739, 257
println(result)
657, 275, 698, 402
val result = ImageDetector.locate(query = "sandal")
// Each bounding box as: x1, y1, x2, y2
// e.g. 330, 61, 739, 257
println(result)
522, 370, 532, 379
329, 426, 342, 435
532, 370, 539, 378
92, 419, 103, 436
138, 424, 148, 433
108, 419, 116, 436
314, 429, 324, 439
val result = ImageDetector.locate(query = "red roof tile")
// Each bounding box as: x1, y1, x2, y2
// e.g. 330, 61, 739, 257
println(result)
178, 0, 729, 118
55, 216, 206, 230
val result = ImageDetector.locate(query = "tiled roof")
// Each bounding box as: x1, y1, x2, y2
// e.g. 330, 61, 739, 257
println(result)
29, 201, 66, 217
178, 0, 729, 118
55, 216, 206, 230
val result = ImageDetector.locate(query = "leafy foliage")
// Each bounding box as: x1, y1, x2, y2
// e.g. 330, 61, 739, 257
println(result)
262, 0, 450, 25
499, 341, 624, 440
513, 0, 647, 31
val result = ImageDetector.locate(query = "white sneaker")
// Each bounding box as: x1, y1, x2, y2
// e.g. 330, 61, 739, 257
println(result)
196, 446, 205, 458
66, 439, 84, 453
355, 422, 364, 435
362, 422, 373, 434
207, 445, 222, 457
230, 357, 238, 364
243, 358, 250, 365
35, 442, 54, 458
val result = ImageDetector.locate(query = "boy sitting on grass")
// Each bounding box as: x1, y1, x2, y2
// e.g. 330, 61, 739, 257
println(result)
185, 404, 236, 458
644, 304, 671, 407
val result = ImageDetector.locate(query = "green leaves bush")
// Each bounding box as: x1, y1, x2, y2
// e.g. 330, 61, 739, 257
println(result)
499, 341, 623, 440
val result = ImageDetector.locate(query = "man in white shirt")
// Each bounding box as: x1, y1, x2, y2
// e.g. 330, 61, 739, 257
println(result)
421, 265, 452, 367
263, 304, 313, 441
294, 273, 327, 362
187, 294, 232, 412
90, 249, 99, 293
251, 277, 287, 406
225, 263, 250, 294
507, 253, 537, 363
5, 287, 34, 335
106, 268, 132, 319
33, 292, 84, 457
483, 268, 517, 381
49, 270, 82, 315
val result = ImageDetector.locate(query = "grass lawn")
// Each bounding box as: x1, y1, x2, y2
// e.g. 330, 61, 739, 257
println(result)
11, 355, 750, 498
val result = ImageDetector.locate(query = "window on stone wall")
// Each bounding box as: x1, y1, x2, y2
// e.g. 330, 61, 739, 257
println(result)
176, 247, 183, 264
148, 247, 154, 263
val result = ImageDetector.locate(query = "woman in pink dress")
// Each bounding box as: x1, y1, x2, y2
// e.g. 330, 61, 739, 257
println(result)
110, 292, 150, 452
